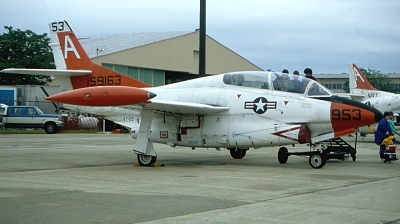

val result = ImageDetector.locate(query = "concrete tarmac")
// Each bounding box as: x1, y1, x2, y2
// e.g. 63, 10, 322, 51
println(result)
0, 133, 399, 224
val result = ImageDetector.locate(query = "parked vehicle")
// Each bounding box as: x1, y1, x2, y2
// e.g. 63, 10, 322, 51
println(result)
1, 104, 63, 134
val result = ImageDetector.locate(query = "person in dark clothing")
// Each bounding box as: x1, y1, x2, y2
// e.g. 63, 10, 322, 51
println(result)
304, 68, 316, 81
303, 68, 318, 93
374, 111, 393, 161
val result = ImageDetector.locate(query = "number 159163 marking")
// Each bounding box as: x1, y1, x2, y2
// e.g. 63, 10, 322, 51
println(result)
331, 109, 361, 120
88, 75, 121, 86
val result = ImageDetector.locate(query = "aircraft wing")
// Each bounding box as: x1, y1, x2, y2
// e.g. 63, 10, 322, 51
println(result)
143, 99, 229, 115
1, 68, 92, 77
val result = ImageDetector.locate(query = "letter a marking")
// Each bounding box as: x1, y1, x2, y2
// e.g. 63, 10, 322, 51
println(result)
64, 35, 81, 59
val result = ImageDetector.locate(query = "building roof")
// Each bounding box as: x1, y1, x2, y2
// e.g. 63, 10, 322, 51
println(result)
313, 74, 349, 79
314, 73, 400, 79
79, 31, 193, 58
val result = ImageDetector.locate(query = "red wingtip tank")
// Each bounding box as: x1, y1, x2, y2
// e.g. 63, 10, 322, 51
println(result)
46, 86, 156, 106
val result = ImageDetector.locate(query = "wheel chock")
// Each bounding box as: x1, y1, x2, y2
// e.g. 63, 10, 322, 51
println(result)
133, 162, 165, 167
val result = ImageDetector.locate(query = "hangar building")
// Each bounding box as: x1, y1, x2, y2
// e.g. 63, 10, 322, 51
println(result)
79, 30, 263, 86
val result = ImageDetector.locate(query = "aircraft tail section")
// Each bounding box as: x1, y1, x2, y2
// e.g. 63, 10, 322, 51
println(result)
349, 63, 377, 93
49, 21, 90, 70
49, 20, 151, 90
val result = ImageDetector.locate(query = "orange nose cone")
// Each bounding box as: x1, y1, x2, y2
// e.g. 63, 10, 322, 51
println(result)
46, 86, 156, 106
331, 102, 382, 132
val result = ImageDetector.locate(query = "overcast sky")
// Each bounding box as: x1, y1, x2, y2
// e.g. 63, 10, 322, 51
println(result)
1, 0, 399, 74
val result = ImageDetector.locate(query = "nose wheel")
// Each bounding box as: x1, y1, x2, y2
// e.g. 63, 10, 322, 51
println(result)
309, 152, 327, 169
137, 154, 157, 166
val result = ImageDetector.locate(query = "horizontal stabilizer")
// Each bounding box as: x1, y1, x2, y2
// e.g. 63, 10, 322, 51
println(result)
0, 68, 92, 77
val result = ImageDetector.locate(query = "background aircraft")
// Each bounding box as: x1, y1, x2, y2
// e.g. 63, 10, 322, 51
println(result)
1, 21, 382, 169
349, 63, 400, 112
347, 63, 400, 135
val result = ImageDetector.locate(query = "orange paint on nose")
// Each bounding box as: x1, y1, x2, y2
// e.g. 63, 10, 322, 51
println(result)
330, 102, 379, 136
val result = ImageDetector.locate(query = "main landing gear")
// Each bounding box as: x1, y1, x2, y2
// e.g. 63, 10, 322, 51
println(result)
277, 137, 357, 169
137, 154, 157, 166
228, 147, 248, 159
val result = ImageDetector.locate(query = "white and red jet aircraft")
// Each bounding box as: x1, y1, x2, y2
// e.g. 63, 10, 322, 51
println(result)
1, 21, 383, 168
346, 63, 400, 135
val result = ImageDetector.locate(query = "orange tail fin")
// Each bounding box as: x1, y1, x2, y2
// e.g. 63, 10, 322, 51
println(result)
49, 21, 151, 89
349, 63, 377, 91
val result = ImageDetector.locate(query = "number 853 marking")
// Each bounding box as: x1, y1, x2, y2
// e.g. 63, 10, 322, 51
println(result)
331, 109, 361, 120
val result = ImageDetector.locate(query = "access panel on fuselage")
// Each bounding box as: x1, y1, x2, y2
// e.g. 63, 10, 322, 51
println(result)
149, 113, 180, 144
200, 115, 229, 147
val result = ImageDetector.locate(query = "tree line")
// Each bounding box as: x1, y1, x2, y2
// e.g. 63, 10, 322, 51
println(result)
0, 26, 52, 85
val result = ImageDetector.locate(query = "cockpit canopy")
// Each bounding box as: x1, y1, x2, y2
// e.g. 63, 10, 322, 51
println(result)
223, 71, 333, 97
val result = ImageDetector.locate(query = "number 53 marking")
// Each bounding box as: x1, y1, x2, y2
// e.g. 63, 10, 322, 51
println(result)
51, 21, 65, 32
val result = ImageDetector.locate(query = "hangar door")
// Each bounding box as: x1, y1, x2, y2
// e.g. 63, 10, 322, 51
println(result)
102, 63, 165, 87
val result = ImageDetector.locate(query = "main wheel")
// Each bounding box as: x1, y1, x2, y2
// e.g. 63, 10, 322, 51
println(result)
351, 154, 356, 161
278, 147, 289, 164
44, 122, 58, 134
137, 154, 157, 166
309, 152, 326, 169
229, 148, 247, 159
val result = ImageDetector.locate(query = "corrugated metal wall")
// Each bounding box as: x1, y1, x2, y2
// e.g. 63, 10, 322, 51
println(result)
103, 64, 165, 86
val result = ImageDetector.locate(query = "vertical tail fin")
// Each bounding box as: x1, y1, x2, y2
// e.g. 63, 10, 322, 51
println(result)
348, 63, 377, 93
49, 21, 151, 90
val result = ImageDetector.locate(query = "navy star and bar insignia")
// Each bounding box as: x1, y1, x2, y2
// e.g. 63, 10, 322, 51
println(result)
244, 97, 277, 114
